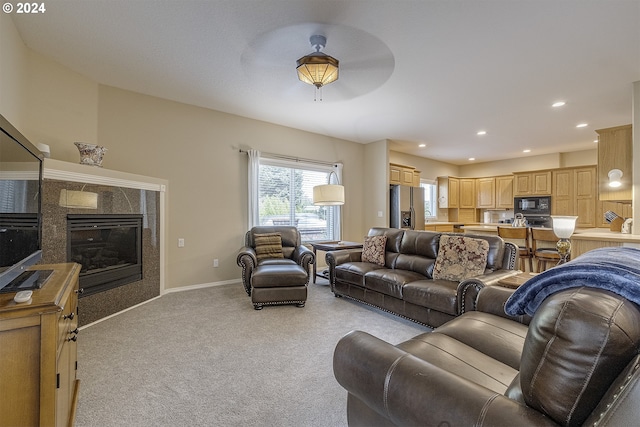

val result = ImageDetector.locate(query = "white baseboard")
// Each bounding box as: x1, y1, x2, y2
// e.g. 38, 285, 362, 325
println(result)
80, 278, 242, 330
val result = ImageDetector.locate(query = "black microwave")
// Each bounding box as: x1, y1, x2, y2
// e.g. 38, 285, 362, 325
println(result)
514, 196, 551, 216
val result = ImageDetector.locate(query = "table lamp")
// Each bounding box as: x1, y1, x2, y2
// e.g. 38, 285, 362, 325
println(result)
551, 216, 578, 265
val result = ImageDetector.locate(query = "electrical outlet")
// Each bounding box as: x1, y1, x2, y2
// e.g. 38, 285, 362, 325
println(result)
213, 258, 219, 268
178, 238, 185, 247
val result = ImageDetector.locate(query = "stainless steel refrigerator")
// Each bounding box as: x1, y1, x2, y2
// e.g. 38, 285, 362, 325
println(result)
390, 185, 425, 230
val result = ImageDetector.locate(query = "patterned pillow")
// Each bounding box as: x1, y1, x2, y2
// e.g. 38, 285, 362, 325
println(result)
361, 235, 387, 266
254, 232, 284, 261
432, 235, 489, 281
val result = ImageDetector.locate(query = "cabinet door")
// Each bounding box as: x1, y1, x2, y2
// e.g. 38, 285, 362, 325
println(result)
401, 168, 414, 186
552, 169, 573, 215
575, 167, 596, 228
476, 177, 495, 208
439, 177, 459, 208
459, 179, 476, 208
389, 165, 402, 185
532, 171, 552, 195
514, 173, 531, 196
495, 176, 514, 208
412, 171, 421, 187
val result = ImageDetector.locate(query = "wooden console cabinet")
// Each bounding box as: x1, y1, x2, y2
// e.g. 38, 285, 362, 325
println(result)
0, 263, 81, 427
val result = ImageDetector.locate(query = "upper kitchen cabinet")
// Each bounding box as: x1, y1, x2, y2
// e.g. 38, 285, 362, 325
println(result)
476, 177, 495, 209
513, 170, 552, 196
438, 176, 459, 208
459, 178, 476, 208
495, 175, 514, 209
552, 166, 597, 228
597, 125, 632, 201
390, 163, 420, 187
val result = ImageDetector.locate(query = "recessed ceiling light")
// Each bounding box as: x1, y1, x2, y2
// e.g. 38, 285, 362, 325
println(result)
468, 157, 475, 161
576, 123, 588, 128
477, 131, 487, 136
594, 139, 598, 143
523, 149, 531, 153
418, 143, 426, 148
552, 101, 566, 107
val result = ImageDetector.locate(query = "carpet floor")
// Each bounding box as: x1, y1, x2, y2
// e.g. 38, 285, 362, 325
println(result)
74, 280, 427, 427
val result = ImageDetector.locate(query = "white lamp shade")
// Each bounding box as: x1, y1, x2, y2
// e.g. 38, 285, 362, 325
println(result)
551, 216, 578, 239
313, 184, 344, 206
59, 189, 98, 209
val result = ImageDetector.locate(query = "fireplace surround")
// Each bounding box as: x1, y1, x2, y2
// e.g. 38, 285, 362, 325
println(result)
41, 159, 166, 326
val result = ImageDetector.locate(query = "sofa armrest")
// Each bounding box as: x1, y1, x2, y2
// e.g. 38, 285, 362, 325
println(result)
334, 330, 557, 427
325, 249, 363, 291
237, 246, 257, 296
292, 244, 315, 272
476, 285, 532, 325
457, 269, 520, 314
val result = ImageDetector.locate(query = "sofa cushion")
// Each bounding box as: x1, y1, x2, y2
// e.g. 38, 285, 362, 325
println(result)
367, 227, 404, 254
361, 235, 387, 266
402, 279, 459, 315
399, 230, 440, 258
432, 235, 489, 281
253, 232, 284, 261
520, 287, 640, 426
364, 269, 427, 299
336, 262, 385, 286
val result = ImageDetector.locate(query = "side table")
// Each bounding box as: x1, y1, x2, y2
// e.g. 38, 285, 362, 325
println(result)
496, 272, 538, 289
310, 241, 363, 284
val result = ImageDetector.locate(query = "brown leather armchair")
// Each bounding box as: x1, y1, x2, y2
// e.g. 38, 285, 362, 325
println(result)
236, 226, 314, 309
334, 284, 640, 426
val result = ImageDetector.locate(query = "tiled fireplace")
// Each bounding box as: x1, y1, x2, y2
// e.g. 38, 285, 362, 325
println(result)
42, 160, 165, 326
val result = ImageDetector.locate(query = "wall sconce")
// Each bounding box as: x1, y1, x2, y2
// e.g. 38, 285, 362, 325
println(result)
59, 188, 98, 209
551, 215, 578, 265
608, 169, 623, 188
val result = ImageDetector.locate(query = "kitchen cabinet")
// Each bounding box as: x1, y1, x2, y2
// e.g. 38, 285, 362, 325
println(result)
0, 263, 81, 427
495, 175, 514, 209
476, 177, 495, 209
438, 176, 459, 208
514, 171, 552, 196
390, 163, 419, 186
597, 201, 633, 228
552, 166, 596, 228
424, 224, 455, 232
597, 125, 632, 201
459, 178, 476, 208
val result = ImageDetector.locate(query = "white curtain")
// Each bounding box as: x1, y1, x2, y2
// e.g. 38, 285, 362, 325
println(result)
332, 163, 343, 240
247, 149, 260, 230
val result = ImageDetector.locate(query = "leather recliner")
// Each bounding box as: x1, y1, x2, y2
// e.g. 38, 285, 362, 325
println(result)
237, 226, 314, 309
333, 284, 640, 426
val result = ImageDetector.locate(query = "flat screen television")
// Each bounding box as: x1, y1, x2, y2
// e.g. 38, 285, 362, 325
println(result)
0, 113, 50, 292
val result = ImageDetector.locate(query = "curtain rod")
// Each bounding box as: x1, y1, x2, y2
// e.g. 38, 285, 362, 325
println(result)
239, 149, 339, 167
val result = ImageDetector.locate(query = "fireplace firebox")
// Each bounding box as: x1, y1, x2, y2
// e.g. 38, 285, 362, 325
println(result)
67, 214, 143, 297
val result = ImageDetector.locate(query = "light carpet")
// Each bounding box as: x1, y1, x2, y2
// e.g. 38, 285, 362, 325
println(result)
75, 280, 427, 427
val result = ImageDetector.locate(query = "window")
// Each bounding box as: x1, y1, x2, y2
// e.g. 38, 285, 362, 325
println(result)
257, 158, 340, 242
420, 179, 437, 220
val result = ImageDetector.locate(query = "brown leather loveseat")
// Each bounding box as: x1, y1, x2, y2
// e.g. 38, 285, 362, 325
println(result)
326, 227, 518, 327
334, 247, 640, 426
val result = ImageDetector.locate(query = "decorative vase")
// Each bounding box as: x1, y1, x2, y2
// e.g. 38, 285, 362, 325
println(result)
74, 142, 107, 167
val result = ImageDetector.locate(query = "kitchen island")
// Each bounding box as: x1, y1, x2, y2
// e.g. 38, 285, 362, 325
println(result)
570, 229, 640, 258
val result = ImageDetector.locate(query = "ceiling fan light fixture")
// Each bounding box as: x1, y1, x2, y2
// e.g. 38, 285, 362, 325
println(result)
296, 35, 339, 89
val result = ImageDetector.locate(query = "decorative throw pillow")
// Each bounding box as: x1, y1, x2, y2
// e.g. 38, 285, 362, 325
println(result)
432, 235, 489, 281
361, 235, 387, 266
254, 232, 284, 261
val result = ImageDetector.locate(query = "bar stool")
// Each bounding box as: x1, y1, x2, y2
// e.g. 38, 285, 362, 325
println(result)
531, 228, 561, 272
497, 226, 533, 272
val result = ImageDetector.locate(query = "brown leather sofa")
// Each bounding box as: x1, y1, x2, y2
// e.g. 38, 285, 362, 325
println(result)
325, 227, 518, 327
334, 284, 640, 426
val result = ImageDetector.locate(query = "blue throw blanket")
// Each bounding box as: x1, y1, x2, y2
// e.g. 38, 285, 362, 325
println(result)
504, 247, 640, 316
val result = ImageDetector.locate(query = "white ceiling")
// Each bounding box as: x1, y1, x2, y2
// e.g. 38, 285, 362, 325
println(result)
10, 0, 640, 165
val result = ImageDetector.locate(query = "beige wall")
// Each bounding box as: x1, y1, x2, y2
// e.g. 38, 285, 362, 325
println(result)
364, 140, 390, 228
97, 86, 366, 289
0, 12, 29, 128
